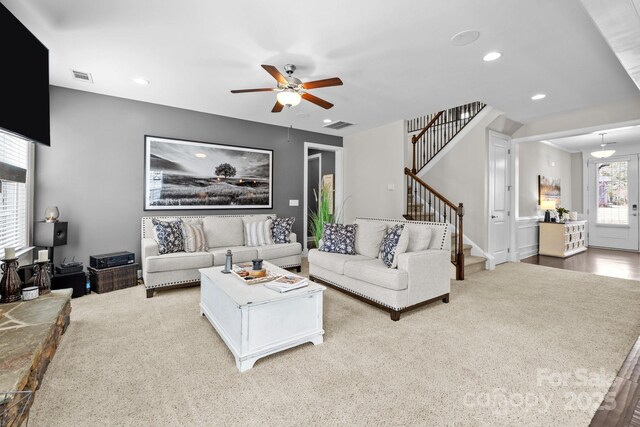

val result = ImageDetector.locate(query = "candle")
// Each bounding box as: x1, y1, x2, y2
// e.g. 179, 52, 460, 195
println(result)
38, 249, 48, 262
4, 247, 15, 259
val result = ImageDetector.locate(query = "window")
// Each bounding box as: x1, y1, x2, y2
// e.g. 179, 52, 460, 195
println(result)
596, 161, 628, 225
0, 130, 31, 253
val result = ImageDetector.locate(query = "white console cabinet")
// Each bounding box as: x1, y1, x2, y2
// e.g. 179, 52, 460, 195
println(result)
538, 220, 587, 258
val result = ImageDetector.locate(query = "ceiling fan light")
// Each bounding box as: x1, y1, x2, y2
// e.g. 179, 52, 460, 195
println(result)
276, 90, 302, 107
590, 150, 616, 158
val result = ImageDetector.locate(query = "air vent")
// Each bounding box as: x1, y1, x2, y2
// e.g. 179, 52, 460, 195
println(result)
72, 70, 93, 83
323, 121, 354, 130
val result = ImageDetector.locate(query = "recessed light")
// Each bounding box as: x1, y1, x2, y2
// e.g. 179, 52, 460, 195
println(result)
323, 119, 332, 123
531, 93, 546, 100
451, 30, 480, 46
134, 78, 150, 85
195, 153, 206, 158
482, 51, 501, 62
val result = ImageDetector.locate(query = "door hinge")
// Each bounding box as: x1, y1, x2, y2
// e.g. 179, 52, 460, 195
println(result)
507, 185, 512, 191
507, 248, 510, 253
508, 149, 511, 155
508, 211, 510, 216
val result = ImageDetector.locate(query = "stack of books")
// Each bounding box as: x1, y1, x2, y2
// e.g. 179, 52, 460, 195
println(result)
264, 275, 308, 293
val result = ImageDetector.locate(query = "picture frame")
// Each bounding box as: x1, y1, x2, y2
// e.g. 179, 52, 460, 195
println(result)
322, 174, 334, 215
144, 135, 273, 210
538, 175, 561, 205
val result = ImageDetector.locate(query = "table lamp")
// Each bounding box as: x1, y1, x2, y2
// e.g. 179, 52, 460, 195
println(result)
540, 200, 556, 222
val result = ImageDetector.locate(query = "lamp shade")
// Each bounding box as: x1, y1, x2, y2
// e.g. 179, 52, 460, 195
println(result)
590, 149, 615, 159
540, 200, 556, 210
276, 90, 302, 107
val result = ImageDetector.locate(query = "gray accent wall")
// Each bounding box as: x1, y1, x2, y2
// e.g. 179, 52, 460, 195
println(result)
36, 86, 342, 267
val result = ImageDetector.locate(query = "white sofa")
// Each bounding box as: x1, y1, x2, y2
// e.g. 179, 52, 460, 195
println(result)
308, 217, 451, 321
141, 214, 301, 298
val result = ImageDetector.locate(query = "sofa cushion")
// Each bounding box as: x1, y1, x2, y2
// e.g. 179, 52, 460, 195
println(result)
183, 222, 207, 252
244, 219, 274, 246
256, 242, 302, 260
354, 219, 387, 258
202, 216, 244, 248
343, 258, 408, 291
242, 215, 274, 245
319, 223, 358, 255
146, 251, 212, 273
268, 216, 295, 243
209, 246, 258, 266
308, 249, 370, 275
379, 224, 409, 268
152, 218, 185, 255
405, 224, 433, 253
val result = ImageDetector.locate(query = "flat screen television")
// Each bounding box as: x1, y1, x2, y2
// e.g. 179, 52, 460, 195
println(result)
0, 3, 50, 146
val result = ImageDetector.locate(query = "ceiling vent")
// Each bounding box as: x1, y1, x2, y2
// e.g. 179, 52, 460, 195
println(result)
323, 121, 354, 130
72, 70, 93, 83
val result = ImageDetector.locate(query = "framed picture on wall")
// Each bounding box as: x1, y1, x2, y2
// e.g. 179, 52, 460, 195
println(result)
538, 175, 561, 205
322, 174, 334, 214
144, 135, 273, 210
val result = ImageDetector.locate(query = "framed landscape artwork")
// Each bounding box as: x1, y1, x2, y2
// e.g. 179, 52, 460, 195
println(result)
538, 175, 561, 205
144, 136, 273, 210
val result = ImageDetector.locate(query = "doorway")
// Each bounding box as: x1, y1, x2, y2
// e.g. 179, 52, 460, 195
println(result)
303, 142, 343, 255
307, 153, 322, 249
587, 155, 639, 250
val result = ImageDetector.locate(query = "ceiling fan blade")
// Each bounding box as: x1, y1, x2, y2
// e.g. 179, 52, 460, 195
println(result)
261, 64, 288, 85
230, 88, 275, 93
271, 101, 284, 113
301, 77, 343, 90
301, 92, 334, 109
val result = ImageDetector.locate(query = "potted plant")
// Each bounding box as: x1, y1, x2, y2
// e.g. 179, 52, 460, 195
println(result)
556, 206, 569, 222
309, 186, 334, 248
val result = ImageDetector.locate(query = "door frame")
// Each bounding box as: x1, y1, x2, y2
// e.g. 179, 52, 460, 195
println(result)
303, 142, 343, 256
488, 130, 512, 267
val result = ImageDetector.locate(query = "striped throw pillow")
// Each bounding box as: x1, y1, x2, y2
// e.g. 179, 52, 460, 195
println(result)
245, 219, 274, 247
183, 222, 206, 252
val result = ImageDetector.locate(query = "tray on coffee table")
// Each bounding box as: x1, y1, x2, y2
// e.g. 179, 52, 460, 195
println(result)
230, 264, 279, 285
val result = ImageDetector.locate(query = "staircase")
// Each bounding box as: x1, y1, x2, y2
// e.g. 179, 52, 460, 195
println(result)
404, 101, 487, 280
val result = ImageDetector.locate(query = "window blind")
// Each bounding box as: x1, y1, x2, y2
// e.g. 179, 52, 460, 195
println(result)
0, 131, 29, 252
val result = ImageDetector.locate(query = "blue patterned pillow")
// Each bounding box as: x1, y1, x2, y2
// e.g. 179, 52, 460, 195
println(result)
379, 224, 407, 268
268, 216, 295, 244
319, 223, 357, 255
152, 218, 185, 255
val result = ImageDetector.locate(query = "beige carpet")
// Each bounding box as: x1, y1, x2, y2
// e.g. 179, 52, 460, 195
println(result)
28, 262, 640, 426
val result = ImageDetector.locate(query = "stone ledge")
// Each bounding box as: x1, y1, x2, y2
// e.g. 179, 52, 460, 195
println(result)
0, 289, 72, 426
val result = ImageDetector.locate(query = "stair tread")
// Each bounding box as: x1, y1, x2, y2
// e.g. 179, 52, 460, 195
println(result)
464, 255, 486, 265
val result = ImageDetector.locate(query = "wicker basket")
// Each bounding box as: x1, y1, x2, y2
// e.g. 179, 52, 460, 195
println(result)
88, 263, 138, 294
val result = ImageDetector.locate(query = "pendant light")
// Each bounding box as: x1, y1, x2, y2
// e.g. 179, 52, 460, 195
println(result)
590, 133, 616, 159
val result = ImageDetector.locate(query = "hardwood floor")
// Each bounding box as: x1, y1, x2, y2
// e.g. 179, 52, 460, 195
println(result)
521, 247, 640, 282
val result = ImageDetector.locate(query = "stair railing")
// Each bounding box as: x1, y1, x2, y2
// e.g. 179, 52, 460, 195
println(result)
404, 167, 465, 280
409, 101, 485, 174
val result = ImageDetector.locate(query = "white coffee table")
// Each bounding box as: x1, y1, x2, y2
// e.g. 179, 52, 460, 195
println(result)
199, 262, 325, 372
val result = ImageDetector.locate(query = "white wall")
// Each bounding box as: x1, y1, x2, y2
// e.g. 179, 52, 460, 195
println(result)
517, 141, 574, 217
422, 110, 502, 250
571, 152, 583, 212
343, 120, 405, 223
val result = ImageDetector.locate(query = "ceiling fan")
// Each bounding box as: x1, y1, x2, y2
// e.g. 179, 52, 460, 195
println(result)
231, 64, 343, 113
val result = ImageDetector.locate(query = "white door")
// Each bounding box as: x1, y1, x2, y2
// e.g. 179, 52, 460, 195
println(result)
587, 155, 639, 250
488, 132, 511, 264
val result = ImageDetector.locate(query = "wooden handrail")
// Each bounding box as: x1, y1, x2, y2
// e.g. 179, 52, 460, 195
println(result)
405, 167, 465, 280
404, 167, 458, 210
411, 111, 443, 144
411, 111, 443, 174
